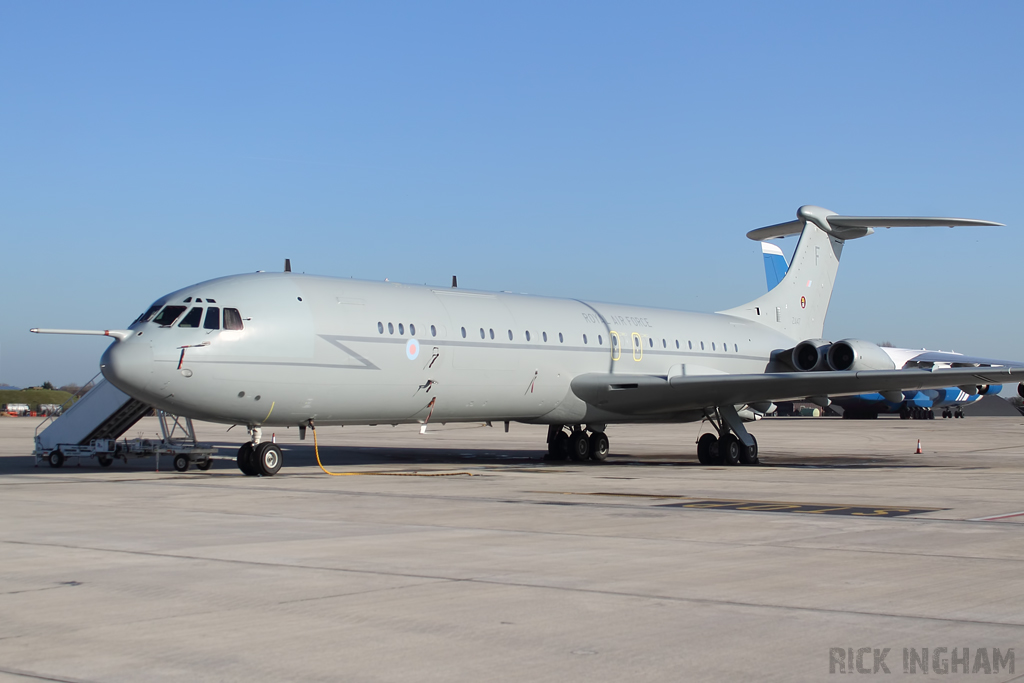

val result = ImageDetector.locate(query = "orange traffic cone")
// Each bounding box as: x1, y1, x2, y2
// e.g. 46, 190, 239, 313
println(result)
915, 439, 923, 454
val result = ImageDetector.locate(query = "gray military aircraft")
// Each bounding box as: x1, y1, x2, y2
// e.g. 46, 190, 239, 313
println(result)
32, 205, 1024, 476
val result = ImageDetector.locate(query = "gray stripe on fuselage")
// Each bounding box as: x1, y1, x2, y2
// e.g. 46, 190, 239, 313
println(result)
322, 333, 767, 360
158, 333, 769, 371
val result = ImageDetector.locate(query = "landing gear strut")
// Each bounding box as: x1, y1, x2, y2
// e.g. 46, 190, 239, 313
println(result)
237, 425, 284, 477
545, 424, 610, 463
696, 406, 759, 466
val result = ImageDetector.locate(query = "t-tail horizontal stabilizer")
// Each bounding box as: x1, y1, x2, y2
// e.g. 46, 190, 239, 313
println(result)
747, 209, 1003, 242
721, 205, 1003, 341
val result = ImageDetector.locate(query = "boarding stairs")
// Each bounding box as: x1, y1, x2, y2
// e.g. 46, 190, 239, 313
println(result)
33, 374, 217, 471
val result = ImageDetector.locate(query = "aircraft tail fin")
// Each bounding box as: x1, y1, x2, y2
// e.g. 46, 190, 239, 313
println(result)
720, 205, 1002, 341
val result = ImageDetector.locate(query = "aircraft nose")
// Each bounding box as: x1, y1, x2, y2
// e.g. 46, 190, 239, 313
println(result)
100, 339, 154, 397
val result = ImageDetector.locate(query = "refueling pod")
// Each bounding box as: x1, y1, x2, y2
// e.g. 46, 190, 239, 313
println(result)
826, 339, 897, 372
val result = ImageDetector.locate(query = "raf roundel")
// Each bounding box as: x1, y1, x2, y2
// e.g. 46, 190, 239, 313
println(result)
406, 338, 420, 361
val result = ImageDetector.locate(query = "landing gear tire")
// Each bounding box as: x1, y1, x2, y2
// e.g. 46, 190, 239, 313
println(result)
237, 443, 257, 476
98, 455, 113, 467
253, 443, 283, 476
696, 433, 719, 465
48, 450, 64, 468
739, 435, 759, 465
719, 434, 741, 466
568, 432, 590, 462
546, 431, 569, 461
196, 458, 212, 471
173, 454, 189, 472
589, 432, 609, 461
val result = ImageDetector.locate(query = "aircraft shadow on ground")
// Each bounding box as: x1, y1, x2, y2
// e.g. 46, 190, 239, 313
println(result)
3, 440, 955, 475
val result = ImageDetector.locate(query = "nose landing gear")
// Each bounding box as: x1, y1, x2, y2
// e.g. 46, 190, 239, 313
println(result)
237, 425, 284, 476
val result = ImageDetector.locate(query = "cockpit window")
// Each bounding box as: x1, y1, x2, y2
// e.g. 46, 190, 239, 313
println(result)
134, 304, 162, 324
153, 306, 187, 326
178, 307, 203, 328
204, 307, 220, 330
224, 308, 244, 330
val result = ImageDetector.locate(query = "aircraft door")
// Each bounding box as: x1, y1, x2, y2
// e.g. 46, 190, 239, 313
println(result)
610, 332, 621, 361
631, 332, 643, 361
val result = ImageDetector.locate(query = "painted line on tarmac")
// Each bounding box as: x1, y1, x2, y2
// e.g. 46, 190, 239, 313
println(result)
658, 500, 941, 517
970, 510, 1024, 521
543, 491, 944, 517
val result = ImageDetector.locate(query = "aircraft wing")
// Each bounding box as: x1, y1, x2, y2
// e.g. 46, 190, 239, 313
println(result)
902, 350, 1024, 367
570, 366, 1024, 416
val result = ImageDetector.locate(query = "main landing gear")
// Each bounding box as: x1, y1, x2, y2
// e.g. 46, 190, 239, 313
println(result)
941, 407, 964, 419
237, 426, 283, 477
696, 406, 759, 466
900, 406, 939, 420
545, 424, 610, 463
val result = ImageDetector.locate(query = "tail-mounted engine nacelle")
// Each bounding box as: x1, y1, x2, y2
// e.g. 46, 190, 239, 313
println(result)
826, 339, 897, 372
789, 339, 831, 372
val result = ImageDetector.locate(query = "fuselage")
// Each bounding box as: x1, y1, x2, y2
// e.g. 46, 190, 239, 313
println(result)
100, 273, 795, 428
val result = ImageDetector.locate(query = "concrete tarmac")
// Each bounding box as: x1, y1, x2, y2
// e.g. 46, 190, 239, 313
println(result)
2, 415, 1024, 681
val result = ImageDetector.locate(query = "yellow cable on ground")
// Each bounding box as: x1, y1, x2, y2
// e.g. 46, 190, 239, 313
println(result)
311, 424, 472, 477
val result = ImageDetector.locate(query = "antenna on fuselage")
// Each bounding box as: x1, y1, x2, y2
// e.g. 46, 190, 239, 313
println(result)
284, 259, 292, 273
452, 275, 458, 288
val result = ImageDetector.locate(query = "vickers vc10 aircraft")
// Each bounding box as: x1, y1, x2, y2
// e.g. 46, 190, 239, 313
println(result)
32, 205, 1024, 476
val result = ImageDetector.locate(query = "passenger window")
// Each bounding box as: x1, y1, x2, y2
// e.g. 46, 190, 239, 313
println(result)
489, 328, 495, 340
378, 322, 384, 334
662, 339, 666, 348
675, 340, 680, 349
525, 331, 531, 342
153, 306, 187, 326
700, 342, 705, 350
178, 307, 203, 328
507, 330, 513, 341
136, 304, 162, 324
461, 327, 467, 338
712, 342, 716, 351
649, 338, 653, 348
224, 308, 244, 330
388, 322, 394, 334
410, 324, 416, 336
479, 328, 485, 339
430, 325, 436, 337
598, 335, 603, 345
398, 323, 405, 335
558, 333, 563, 343
688, 341, 693, 350
734, 344, 739, 352
204, 307, 220, 330
543, 332, 548, 342
583, 334, 588, 344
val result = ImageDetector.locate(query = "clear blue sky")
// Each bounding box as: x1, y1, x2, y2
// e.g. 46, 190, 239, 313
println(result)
2, 1, 1022, 387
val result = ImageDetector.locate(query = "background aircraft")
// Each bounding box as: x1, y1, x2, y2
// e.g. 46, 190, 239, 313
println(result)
33, 206, 1024, 474
761, 241, 1011, 419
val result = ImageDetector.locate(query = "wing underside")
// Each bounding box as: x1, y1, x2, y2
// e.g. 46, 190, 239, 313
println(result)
571, 366, 1024, 416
